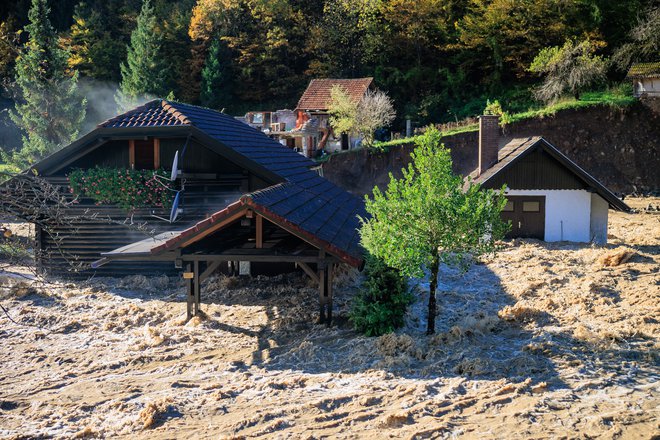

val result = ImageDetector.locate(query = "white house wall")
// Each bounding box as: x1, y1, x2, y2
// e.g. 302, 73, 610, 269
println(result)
506, 189, 592, 242
590, 193, 609, 245
634, 78, 660, 97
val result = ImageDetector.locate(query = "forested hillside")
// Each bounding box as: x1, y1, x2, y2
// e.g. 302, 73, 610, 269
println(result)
0, 0, 657, 162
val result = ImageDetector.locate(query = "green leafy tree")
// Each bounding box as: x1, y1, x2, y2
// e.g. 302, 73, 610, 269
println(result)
328, 86, 395, 148
360, 128, 509, 335
200, 36, 232, 109
8, 0, 87, 167
66, 2, 125, 81
350, 254, 412, 337
118, 0, 169, 107
529, 39, 608, 102
613, 5, 660, 69
328, 85, 358, 138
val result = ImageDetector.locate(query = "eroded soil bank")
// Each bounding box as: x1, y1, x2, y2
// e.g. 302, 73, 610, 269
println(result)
0, 198, 658, 439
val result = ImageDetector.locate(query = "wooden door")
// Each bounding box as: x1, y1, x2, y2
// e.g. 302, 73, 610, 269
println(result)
502, 196, 545, 240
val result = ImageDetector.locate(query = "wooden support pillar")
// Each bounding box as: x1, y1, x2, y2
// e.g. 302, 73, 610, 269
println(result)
185, 263, 193, 320
154, 138, 161, 169
128, 140, 135, 169
256, 215, 263, 249
317, 253, 334, 326
193, 260, 201, 317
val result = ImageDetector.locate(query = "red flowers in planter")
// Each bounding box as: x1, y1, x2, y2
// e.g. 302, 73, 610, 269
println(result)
68, 167, 174, 213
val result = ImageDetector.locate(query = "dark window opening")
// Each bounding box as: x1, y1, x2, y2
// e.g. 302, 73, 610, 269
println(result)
341, 133, 349, 150
134, 140, 155, 170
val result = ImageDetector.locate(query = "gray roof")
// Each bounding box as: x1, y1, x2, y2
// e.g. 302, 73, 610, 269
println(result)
469, 137, 630, 212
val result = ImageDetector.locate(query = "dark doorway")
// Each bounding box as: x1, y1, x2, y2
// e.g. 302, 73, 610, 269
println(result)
502, 195, 545, 239
341, 134, 349, 151
134, 140, 155, 170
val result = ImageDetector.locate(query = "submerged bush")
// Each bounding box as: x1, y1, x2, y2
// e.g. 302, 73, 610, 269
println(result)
350, 255, 412, 337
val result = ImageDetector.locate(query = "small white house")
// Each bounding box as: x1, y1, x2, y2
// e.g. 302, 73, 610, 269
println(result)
627, 62, 660, 98
470, 116, 630, 244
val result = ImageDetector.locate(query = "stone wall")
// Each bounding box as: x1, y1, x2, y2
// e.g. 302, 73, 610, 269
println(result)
322, 102, 659, 196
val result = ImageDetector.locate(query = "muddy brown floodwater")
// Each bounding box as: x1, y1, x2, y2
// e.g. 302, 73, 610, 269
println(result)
0, 198, 658, 439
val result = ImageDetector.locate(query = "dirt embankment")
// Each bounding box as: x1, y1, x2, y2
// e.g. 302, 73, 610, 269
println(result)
322, 102, 660, 196
0, 199, 658, 439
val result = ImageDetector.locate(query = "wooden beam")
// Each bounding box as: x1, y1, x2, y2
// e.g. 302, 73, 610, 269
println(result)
179, 210, 246, 248
256, 215, 263, 249
128, 139, 135, 169
200, 260, 221, 281
297, 262, 319, 284
182, 254, 320, 263
154, 138, 161, 169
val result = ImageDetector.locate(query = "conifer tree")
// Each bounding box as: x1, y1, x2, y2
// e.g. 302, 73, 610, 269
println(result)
8, 0, 86, 167
200, 37, 232, 110
118, 0, 169, 107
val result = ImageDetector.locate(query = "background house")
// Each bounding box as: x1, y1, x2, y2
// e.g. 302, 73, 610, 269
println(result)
277, 78, 374, 158
627, 62, 660, 98
470, 115, 630, 243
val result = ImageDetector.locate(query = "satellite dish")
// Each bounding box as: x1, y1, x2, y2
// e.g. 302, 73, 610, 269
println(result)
169, 191, 182, 223
170, 150, 179, 181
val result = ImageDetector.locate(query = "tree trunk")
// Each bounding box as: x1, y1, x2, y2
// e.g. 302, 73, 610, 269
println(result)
427, 254, 440, 335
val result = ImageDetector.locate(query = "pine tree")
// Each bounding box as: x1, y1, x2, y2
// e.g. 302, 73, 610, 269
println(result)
8, 0, 87, 167
118, 0, 169, 107
200, 37, 232, 110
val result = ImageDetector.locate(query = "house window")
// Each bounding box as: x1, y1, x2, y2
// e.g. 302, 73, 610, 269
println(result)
522, 201, 540, 212
129, 139, 160, 170
503, 200, 514, 212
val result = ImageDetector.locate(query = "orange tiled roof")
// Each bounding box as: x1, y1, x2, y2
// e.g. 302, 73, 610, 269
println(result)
296, 78, 373, 111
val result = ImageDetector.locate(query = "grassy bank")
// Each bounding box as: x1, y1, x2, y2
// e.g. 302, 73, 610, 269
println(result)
371, 86, 636, 150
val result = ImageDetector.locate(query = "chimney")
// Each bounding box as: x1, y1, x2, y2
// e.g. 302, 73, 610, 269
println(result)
478, 115, 500, 175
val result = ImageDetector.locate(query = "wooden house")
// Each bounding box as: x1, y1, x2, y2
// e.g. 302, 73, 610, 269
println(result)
470, 115, 630, 243
275, 78, 374, 157
626, 62, 660, 98
26, 100, 366, 319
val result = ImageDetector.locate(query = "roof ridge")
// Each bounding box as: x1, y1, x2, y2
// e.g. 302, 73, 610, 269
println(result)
97, 99, 161, 128
160, 100, 192, 125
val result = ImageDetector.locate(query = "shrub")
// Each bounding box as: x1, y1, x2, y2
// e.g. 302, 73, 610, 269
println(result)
350, 254, 412, 337
68, 167, 174, 212
484, 99, 512, 126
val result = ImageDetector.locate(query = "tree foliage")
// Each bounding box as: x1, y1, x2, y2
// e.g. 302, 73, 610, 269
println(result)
360, 128, 509, 334
328, 86, 395, 148
7, 0, 86, 167
530, 39, 608, 102
350, 254, 412, 337
200, 36, 232, 110
613, 5, 660, 69
118, 0, 170, 107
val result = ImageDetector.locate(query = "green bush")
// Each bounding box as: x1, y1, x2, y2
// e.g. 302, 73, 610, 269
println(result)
68, 167, 174, 212
350, 255, 413, 337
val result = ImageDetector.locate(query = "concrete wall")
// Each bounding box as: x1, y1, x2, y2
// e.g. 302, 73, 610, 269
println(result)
506, 189, 592, 242
590, 193, 609, 244
635, 79, 660, 97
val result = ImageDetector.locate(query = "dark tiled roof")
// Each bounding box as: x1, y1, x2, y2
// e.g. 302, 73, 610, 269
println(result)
99, 100, 314, 180
470, 137, 630, 212
105, 170, 366, 267
296, 78, 373, 111
100, 101, 190, 128
626, 62, 660, 79
90, 100, 366, 266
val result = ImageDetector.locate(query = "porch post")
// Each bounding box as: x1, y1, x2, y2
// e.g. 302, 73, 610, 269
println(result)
326, 262, 333, 325
186, 263, 193, 320
318, 259, 327, 324
193, 260, 201, 316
